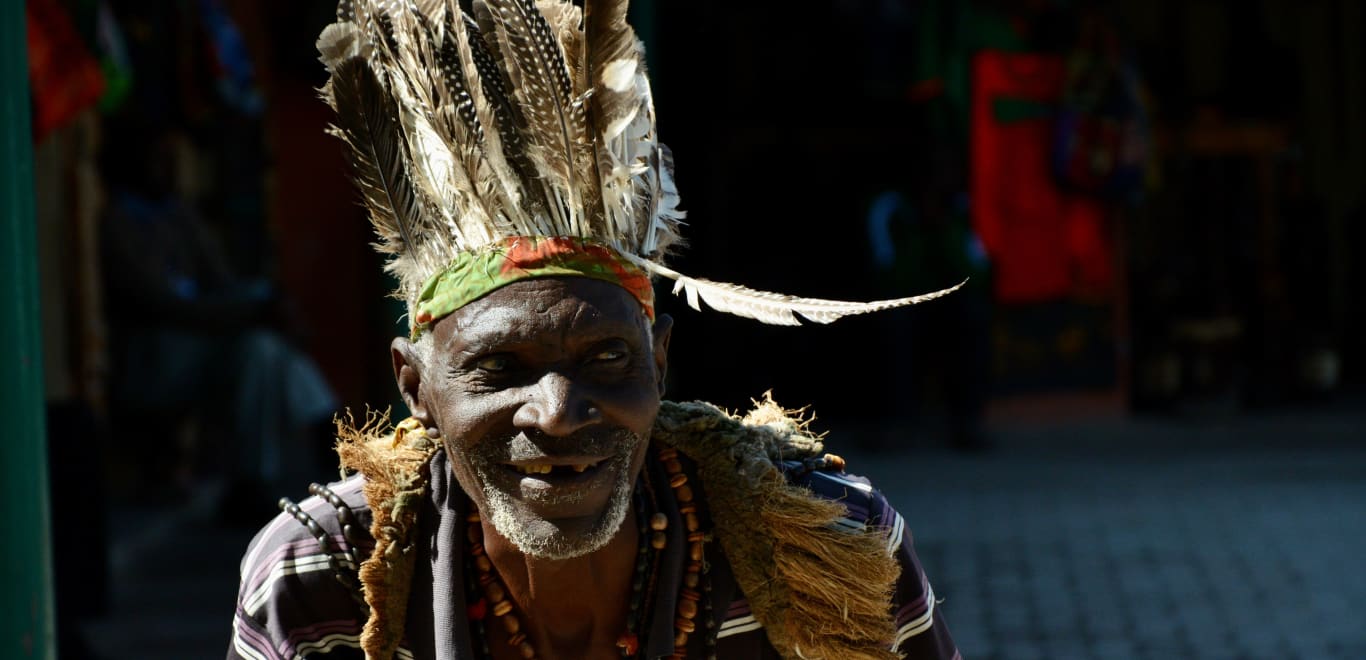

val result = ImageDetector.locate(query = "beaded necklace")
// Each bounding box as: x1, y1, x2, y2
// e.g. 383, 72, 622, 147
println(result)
464, 446, 716, 659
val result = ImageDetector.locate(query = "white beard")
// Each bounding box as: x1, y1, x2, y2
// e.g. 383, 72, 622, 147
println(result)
468, 432, 642, 560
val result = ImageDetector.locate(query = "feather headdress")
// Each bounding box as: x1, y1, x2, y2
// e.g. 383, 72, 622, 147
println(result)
318, 0, 960, 332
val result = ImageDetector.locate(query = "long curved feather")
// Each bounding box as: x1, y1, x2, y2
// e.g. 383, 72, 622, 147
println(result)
632, 257, 967, 326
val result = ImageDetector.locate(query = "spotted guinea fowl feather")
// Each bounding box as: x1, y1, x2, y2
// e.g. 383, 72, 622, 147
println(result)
475, 0, 587, 233
319, 22, 436, 295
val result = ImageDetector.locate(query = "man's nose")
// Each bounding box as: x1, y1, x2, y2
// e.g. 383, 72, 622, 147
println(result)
512, 371, 602, 436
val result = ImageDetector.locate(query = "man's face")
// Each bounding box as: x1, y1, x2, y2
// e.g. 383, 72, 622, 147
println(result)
394, 278, 670, 560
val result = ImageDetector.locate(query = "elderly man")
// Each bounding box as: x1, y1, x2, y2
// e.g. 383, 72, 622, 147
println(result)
229, 1, 961, 659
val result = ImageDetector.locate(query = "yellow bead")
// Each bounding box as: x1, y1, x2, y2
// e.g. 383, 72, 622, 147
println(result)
678, 599, 698, 619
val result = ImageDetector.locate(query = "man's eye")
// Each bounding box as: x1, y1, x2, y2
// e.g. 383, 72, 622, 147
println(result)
592, 349, 626, 362
475, 356, 511, 372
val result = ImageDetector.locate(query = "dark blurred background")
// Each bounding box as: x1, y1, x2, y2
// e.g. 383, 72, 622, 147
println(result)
11, 0, 1365, 658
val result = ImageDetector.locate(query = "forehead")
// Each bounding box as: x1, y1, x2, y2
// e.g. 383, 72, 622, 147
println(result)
433, 277, 649, 350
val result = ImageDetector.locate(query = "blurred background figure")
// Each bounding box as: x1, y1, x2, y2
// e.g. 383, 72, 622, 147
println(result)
98, 115, 337, 519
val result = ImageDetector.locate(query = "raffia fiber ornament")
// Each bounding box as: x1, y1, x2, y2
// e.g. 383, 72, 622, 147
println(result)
652, 397, 903, 660
335, 411, 442, 660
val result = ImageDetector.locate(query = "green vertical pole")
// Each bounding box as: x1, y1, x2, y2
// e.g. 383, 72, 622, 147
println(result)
0, 2, 57, 659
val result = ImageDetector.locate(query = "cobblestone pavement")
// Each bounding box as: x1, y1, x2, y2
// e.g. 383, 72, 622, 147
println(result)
840, 409, 1366, 660
83, 406, 1365, 659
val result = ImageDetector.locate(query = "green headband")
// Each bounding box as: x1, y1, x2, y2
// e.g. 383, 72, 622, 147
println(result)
411, 236, 656, 337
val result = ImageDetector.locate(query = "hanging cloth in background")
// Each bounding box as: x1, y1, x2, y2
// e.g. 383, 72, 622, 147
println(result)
970, 51, 1113, 304
27, 0, 106, 141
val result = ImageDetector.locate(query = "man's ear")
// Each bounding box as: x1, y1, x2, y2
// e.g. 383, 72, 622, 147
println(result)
651, 313, 673, 397
391, 337, 433, 426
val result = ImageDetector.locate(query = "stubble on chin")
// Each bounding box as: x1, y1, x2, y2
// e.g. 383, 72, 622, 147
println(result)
466, 429, 645, 560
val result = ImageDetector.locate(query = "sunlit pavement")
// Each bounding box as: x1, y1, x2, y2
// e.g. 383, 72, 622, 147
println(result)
843, 404, 1366, 660
82, 402, 1366, 659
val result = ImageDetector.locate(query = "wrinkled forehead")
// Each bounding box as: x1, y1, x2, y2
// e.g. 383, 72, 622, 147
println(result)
431, 277, 652, 352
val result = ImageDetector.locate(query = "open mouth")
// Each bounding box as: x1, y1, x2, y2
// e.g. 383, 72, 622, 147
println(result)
508, 460, 603, 476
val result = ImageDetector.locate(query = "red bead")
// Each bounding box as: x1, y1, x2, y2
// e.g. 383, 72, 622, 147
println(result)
616, 632, 640, 655
467, 598, 488, 621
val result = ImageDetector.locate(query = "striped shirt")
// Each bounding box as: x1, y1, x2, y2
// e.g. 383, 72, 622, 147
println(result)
229, 450, 960, 659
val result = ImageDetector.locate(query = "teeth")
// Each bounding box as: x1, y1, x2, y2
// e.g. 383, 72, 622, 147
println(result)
512, 462, 598, 475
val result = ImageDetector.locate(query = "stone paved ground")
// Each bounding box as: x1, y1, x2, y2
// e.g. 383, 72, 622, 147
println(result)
81, 404, 1366, 659
839, 406, 1366, 660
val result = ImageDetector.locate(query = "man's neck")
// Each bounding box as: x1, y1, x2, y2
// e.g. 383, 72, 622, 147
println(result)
481, 508, 638, 660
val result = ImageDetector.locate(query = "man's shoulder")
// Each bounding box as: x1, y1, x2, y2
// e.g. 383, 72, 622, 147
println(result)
242, 474, 372, 558
766, 456, 909, 551
231, 474, 376, 659
657, 397, 897, 528
235, 474, 374, 616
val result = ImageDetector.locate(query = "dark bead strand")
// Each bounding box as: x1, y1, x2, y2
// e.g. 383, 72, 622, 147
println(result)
466, 551, 493, 660
701, 566, 717, 659
309, 482, 367, 554
279, 496, 368, 610
618, 483, 655, 657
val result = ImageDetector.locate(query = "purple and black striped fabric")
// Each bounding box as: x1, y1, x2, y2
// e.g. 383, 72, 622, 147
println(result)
229, 450, 960, 659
